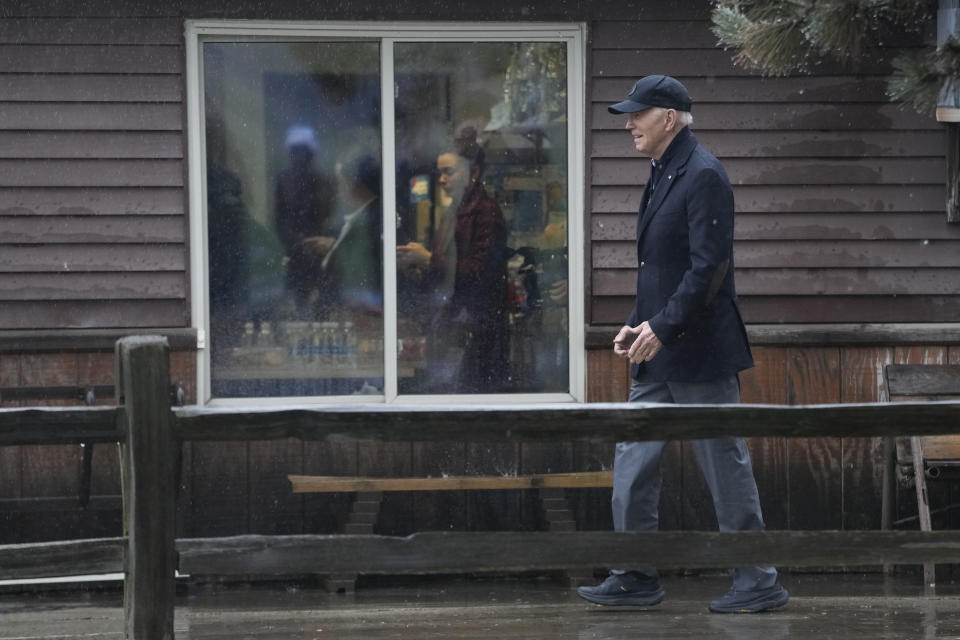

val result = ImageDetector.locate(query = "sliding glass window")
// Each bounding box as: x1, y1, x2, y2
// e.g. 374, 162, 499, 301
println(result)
187, 23, 584, 404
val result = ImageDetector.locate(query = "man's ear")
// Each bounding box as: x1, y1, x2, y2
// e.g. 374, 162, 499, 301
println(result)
664, 109, 678, 131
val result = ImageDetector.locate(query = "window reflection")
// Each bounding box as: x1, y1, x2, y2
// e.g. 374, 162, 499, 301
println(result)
202, 39, 570, 400
204, 42, 383, 398
397, 128, 511, 393
274, 124, 336, 319
395, 42, 570, 394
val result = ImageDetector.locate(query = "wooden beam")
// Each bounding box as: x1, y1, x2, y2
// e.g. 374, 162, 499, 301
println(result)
0, 327, 198, 352
887, 365, 960, 397
117, 336, 175, 640
2, 401, 959, 449
0, 406, 122, 445
174, 402, 960, 443
747, 323, 960, 346
0, 538, 123, 581
0, 495, 121, 513
288, 471, 614, 493
9, 529, 959, 582
177, 530, 960, 575
587, 323, 960, 348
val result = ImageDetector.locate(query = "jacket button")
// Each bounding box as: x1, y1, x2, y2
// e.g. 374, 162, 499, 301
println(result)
640, 261, 646, 267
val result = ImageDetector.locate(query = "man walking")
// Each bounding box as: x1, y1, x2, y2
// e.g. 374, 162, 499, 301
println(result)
576, 75, 789, 613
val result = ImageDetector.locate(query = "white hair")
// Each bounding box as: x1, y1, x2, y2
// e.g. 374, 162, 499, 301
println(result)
652, 107, 693, 128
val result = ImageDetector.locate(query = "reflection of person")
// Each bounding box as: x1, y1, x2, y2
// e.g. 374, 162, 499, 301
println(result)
577, 76, 788, 614
538, 222, 568, 307
320, 153, 383, 314
397, 127, 509, 393
525, 223, 568, 391
207, 164, 249, 316
274, 125, 336, 317
205, 107, 250, 355
206, 162, 249, 355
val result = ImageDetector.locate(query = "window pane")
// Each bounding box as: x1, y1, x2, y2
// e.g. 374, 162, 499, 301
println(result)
394, 42, 570, 394
204, 41, 384, 398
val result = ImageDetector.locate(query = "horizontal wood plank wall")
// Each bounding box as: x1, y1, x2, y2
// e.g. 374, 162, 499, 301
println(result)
0, 13, 186, 329
589, 17, 960, 325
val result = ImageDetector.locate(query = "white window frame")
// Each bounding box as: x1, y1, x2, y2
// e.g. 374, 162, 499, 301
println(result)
185, 20, 586, 406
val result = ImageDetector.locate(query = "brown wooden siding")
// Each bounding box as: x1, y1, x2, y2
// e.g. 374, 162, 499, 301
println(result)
589, 18, 959, 327
4, 343, 959, 543
0, 15, 186, 330
0, 3, 953, 330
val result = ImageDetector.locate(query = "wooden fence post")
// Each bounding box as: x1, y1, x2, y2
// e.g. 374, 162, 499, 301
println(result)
117, 336, 176, 640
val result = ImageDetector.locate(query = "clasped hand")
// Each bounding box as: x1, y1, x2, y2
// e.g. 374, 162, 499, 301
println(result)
613, 322, 662, 363
396, 241, 432, 267
298, 235, 335, 258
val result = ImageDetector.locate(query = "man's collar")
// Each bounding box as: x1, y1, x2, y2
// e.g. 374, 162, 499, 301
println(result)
652, 125, 691, 168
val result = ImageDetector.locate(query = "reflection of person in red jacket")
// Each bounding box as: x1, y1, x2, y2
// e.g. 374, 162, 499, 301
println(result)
397, 127, 510, 393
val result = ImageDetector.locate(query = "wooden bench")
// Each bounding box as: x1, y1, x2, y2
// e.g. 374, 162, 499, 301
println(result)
288, 470, 613, 592
883, 364, 960, 586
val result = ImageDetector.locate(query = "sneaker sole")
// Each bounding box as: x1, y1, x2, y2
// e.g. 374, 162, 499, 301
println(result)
577, 588, 665, 607
708, 590, 789, 614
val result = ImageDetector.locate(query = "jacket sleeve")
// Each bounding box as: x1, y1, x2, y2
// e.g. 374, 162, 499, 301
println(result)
648, 166, 734, 345
457, 198, 506, 280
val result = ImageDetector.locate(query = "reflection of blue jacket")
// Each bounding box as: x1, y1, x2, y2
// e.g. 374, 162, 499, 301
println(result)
627, 127, 753, 382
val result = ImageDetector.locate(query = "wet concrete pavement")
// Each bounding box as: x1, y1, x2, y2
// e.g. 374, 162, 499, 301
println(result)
1, 573, 959, 639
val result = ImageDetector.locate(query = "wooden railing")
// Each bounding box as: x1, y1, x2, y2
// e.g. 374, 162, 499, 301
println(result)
2, 335, 960, 639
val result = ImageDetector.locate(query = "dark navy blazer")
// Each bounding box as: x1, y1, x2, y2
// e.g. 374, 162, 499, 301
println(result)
627, 127, 753, 382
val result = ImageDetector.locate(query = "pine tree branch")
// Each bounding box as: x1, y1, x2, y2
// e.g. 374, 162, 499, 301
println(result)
888, 37, 960, 116
712, 0, 944, 114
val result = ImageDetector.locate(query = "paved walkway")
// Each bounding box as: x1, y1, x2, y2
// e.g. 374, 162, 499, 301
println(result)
1, 573, 958, 639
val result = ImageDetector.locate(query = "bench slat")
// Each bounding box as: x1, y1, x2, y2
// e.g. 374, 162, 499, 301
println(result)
917, 436, 960, 462
288, 470, 613, 493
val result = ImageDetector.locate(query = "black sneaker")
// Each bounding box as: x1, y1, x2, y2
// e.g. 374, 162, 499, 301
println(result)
708, 583, 789, 613
576, 572, 665, 606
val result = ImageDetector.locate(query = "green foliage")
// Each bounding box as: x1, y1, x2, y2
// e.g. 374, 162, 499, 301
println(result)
711, 0, 948, 114
712, 2, 811, 75
712, 4, 749, 48
801, 0, 872, 60
889, 50, 942, 116
889, 37, 960, 115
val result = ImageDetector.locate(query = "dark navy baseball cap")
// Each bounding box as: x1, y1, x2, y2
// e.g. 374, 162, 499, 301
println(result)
608, 75, 692, 114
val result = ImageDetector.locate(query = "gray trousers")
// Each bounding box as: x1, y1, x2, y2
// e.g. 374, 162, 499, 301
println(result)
612, 375, 778, 591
